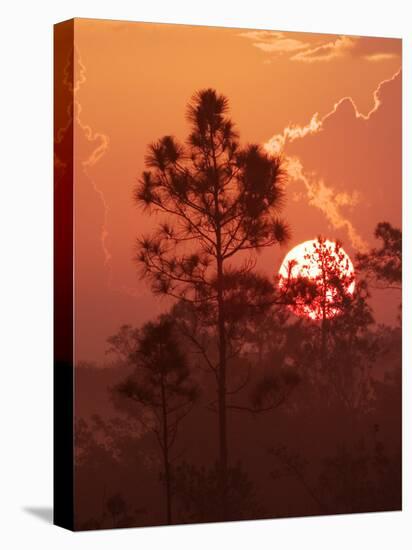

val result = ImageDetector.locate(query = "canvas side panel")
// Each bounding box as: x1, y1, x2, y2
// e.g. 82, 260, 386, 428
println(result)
53, 18, 75, 531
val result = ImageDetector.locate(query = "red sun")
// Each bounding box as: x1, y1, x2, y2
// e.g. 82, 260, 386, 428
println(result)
278, 239, 355, 320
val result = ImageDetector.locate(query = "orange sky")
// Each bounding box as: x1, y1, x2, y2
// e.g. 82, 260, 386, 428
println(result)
68, 19, 402, 363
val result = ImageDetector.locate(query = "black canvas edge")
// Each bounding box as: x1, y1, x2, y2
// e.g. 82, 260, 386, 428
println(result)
53, 19, 75, 531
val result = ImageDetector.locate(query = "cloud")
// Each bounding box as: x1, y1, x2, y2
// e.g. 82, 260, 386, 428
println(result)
265, 113, 322, 155
264, 69, 401, 252
292, 35, 401, 64
364, 53, 398, 62
239, 30, 310, 55
351, 36, 401, 61
291, 36, 355, 63
284, 156, 368, 252
265, 68, 401, 156
240, 31, 401, 64
73, 48, 111, 266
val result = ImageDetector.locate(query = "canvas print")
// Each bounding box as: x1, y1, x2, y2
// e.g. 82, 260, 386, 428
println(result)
54, 18, 402, 530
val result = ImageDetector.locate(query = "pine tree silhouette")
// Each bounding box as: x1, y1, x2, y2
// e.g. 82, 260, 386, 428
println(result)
134, 88, 289, 513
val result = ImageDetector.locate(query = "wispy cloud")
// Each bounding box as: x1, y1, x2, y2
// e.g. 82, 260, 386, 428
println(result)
291, 36, 354, 63
285, 157, 368, 251
264, 113, 322, 155
239, 30, 309, 54
240, 31, 401, 64
264, 68, 401, 157
263, 69, 401, 251
364, 53, 398, 62
72, 48, 111, 266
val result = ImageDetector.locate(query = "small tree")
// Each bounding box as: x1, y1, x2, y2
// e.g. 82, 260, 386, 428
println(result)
324, 283, 378, 412
279, 239, 379, 412
172, 461, 259, 523
356, 222, 401, 290
279, 237, 355, 379
110, 317, 198, 524
134, 88, 289, 507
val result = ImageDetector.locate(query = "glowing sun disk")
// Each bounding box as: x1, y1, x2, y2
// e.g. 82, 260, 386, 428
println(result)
278, 239, 355, 320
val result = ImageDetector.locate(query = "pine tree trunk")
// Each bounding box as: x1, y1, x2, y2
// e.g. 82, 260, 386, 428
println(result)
216, 252, 228, 518
211, 127, 228, 517
160, 377, 172, 524
320, 257, 328, 389
163, 448, 172, 524
321, 316, 327, 369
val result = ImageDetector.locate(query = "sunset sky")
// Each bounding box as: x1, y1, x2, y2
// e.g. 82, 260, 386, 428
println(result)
69, 19, 402, 363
